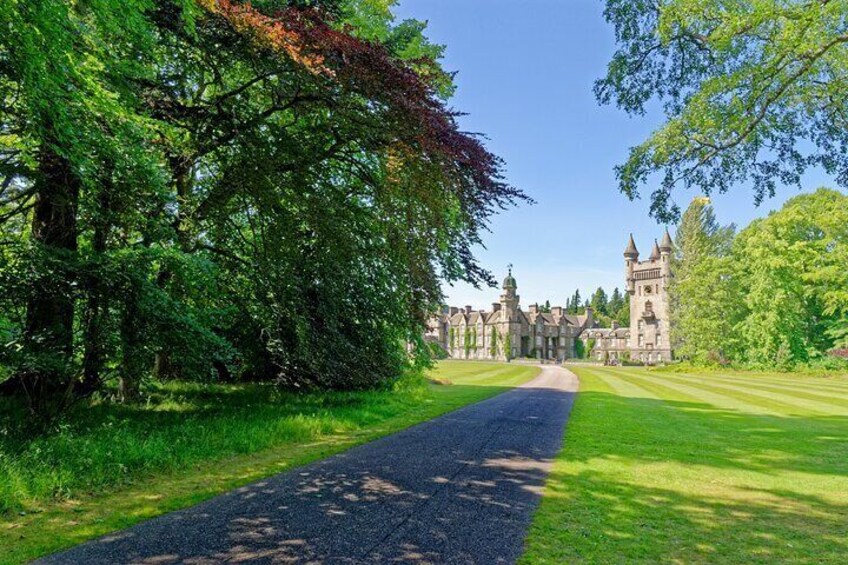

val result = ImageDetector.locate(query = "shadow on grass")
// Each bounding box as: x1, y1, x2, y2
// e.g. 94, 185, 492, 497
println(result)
540, 472, 848, 563
0, 376, 533, 555
30, 379, 571, 564
569, 391, 848, 476
525, 390, 848, 563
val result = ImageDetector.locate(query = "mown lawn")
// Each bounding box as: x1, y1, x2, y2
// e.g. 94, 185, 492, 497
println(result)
522, 365, 848, 564
0, 360, 537, 564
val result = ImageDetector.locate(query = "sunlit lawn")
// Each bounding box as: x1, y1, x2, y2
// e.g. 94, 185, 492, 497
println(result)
522, 365, 848, 564
0, 360, 537, 564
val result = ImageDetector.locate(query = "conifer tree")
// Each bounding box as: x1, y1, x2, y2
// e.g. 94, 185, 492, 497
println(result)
670, 197, 741, 363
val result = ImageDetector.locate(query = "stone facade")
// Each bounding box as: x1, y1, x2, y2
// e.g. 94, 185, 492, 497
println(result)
581, 231, 674, 364
425, 270, 594, 361
428, 231, 675, 365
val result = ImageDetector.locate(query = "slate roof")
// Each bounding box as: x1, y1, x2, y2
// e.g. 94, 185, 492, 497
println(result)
624, 233, 639, 257
649, 240, 661, 260
660, 229, 673, 251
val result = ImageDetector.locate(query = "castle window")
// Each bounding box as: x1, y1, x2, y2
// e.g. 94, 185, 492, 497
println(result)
656, 334, 662, 346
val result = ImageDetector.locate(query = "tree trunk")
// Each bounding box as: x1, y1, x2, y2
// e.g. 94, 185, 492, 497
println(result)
152, 154, 193, 381
20, 144, 80, 415
119, 284, 145, 402
79, 197, 111, 397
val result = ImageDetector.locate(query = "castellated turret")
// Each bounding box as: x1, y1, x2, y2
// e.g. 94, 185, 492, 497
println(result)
623, 231, 674, 364
624, 233, 639, 294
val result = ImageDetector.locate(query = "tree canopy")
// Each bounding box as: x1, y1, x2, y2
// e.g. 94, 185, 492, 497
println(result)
668, 189, 848, 367
0, 0, 526, 419
599, 0, 848, 222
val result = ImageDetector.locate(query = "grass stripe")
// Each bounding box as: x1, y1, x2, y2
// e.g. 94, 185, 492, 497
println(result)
616, 369, 789, 414
666, 371, 848, 401
683, 376, 848, 407
656, 372, 848, 414
667, 371, 848, 393
581, 367, 660, 400
523, 365, 848, 564
599, 367, 733, 407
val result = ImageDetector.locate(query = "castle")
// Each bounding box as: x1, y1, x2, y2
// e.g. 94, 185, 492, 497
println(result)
426, 231, 674, 363
580, 231, 674, 364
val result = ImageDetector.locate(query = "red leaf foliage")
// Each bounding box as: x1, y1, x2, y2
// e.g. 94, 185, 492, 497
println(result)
199, 0, 528, 214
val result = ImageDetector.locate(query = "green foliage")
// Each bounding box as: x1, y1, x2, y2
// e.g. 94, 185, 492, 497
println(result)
566, 289, 583, 314
669, 197, 741, 364
590, 287, 608, 316
599, 0, 848, 222
426, 341, 448, 360
573, 338, 586, 360
669, 189, 848, 368
489, 327, 499, 358
734, 189, 848, 367
504, 332, 512, 361
0, 0, 525, 420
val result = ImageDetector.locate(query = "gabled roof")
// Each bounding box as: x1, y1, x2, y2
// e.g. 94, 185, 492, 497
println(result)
449, 312, 466, 325
484, 310, 502, 324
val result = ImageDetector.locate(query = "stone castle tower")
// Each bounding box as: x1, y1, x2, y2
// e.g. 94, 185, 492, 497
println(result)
624, 231, 673, 363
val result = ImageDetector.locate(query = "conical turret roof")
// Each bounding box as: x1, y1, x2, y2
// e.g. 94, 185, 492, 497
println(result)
659, 228, 673, 251
624, 234, 639, 257
649, 239, 661, 260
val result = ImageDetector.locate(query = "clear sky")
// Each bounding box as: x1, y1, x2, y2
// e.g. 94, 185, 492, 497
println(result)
394, 0, 839, 309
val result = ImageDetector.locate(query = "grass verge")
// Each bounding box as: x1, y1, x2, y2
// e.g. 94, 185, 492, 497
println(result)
1, 360, 537, 564
522, 365, 848, 564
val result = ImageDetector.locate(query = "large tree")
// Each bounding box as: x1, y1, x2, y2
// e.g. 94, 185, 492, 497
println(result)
669, 197, 742, 363
599, 0, 848, 222
0, 0, 527, 418
734, 189, 848, 366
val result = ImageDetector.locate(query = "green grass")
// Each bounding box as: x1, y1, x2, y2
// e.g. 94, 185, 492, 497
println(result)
0, 360, 537, 564
522, 365, 848, 564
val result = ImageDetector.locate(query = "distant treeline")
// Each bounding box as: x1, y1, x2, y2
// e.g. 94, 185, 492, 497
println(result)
537, 289, 630, 328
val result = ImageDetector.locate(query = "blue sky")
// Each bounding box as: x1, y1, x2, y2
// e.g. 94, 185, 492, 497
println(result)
394, 0, 838, 309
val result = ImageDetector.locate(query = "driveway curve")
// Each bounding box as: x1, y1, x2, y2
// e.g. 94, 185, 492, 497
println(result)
37, 364, 578, 564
